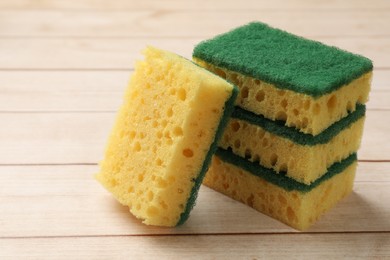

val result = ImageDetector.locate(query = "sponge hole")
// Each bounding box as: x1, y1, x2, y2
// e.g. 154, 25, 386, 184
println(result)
275, 111, 287, 121
231, 121, 241, 132
177, 88, 187, 101
286, 207, 296, 222
252, 154, 260, 163
327, 95, 337, 111
147, 191, 154, 201
133, 142, 141, 152
146, 206, 159, 217
241, 86, 249, 99
244, 148, 252, 159
255, 90, 265, 102
279, 162, 288, 172
173, 126, 183, 137
182, 148, 194, 158
156, 158, 163, 166
159, 200, 168, 210
304, 100, 311, 110
230, 73, 240, 86
129, 131, 136, 139
138, 173, 144, 182
214, 68, 226, 78
270, 153, 278, 167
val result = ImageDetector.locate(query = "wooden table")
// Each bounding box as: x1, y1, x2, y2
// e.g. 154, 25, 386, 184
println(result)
1, 0, 389, 258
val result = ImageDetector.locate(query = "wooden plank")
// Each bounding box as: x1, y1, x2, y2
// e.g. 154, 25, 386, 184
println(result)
0, 37, 388, 69
372, 70, 390, 90
1, 0, 390, 10
0, 71, 128, 112
0, 70, 387, 112
0, 10, 389, 37
1, 233, 389, 259
0, 110, 387, 164
0, 38, 196, 69
0, 113, 113, 164
0, 163, 389, 237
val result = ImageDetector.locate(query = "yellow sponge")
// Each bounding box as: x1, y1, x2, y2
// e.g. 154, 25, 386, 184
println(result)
96, 46, 237, 227
204, 152, 356, 230
196, 59, 371, 135
220, 116, 365, 184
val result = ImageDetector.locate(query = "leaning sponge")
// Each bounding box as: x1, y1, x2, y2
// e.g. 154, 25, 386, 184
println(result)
193, 22, 372, 135
96, 46, 238, 227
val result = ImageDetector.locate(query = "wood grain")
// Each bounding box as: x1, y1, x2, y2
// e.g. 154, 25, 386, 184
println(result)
0, 163, 389, 238
0, 37, 389, 69
0, 10, 389, 37
0, 110, 388, 164
1, 233, 389, 260
1, 0, 389, 257
0, 70, 387, 112
2, 0, 390, 10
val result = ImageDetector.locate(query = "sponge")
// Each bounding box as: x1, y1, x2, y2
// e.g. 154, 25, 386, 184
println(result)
193, 22, 373, 135
204, 148, 357, 230
96, 46, 238, 227
220, 105, 365, 184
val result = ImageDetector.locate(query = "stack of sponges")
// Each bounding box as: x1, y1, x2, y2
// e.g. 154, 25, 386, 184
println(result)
193, 22, 373, 230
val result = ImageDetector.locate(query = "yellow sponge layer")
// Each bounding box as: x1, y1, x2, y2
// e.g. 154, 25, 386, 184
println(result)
220, 117, 364, 184
204, 156, 356, 230
96, 47, 235, 227
195, 59, 371, 135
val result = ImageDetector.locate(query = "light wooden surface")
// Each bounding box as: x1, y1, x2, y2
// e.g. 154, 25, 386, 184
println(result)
0, 0, 389, 259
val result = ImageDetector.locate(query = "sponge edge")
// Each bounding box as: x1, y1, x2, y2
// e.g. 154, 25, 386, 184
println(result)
96, 46, 237, 227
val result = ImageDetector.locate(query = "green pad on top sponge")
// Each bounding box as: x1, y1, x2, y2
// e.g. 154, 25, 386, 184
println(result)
193, 22, 372, 97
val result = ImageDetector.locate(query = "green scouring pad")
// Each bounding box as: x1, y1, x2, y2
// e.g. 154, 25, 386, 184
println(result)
193, 22, 372, 97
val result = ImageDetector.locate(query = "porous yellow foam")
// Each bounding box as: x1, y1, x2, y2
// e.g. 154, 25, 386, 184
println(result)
220, 117, 365, 184
195, 58, 371, 135
96, 47, 234, 226
204, 156, 356, 230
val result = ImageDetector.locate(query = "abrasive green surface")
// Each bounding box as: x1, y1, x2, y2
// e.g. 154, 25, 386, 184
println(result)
216, 148, 357, 193
176, 81, 239, 226
231, 104, 365, 144
193, 22, 373, 97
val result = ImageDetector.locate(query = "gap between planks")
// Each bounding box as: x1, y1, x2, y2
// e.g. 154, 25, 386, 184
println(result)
0, 37, 389, 69
1, 160, 389, 167
1, 230, 389, 240
1, 0, 390, 11
0, 10, 389, 38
